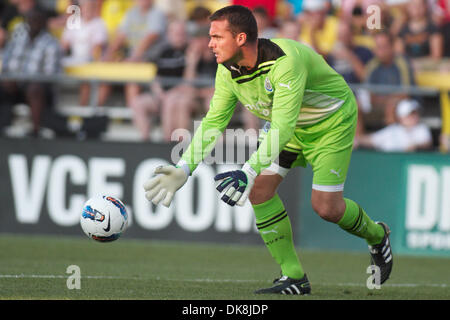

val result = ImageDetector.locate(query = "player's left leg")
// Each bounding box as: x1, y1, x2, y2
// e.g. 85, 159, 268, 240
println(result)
311, 190, 384, 246
304, 101, 393, 284
310, 189, 392, 284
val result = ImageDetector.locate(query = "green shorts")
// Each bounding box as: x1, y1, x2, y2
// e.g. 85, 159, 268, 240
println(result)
261, 97, 357, 192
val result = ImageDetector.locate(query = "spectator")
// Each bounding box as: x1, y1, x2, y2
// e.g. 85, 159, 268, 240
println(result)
0, 9, 62, 136
129, 20, 188, 141
61, 0, 109, 106
253, 6, 278, 39
346, 2, 374, 49
278, 18, 301, 41
384, 0, 410, 37
327, 21, 373, 84
395, 0, 443, 67
327, 21, 373, 138
340, 0, 393, 49
15, 0, 61, 32
186, 5, 211, 41
355, 99, 433, 152
160, 31, 218, 142
103, 0, 167, 63
299, 0, 338, 56
363, 31, 415, 129
436, 0, 450, 57
100, 0, 168, 108
171, 7, 218, 137
100, 0, 134, 39
0, 0, 60, 49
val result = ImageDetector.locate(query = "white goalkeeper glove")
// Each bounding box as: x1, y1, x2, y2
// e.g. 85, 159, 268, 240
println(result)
214, 163, 258, 206
143, 165, 189, 207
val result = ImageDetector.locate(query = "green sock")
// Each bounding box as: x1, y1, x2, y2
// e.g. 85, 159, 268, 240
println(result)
253, 194, 304, 279
338, 198, 385, 245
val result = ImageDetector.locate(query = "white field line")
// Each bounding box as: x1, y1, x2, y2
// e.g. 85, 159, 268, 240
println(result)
0, 274, 449, 288
0, 274, 131, 280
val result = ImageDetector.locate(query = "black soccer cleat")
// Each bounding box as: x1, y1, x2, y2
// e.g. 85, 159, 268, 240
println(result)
368, 222, 393, 285
254, 274, 311, 295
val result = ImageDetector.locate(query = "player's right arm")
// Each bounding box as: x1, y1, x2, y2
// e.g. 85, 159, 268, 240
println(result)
144, 65, 238, 207
178, 65, 238, 173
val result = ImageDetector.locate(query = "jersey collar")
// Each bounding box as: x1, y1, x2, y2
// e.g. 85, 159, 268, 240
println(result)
223, 38, 285, 80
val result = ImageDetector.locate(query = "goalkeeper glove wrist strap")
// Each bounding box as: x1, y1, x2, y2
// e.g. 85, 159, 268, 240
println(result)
176, 160, 191, 177
242, 162, 258, 180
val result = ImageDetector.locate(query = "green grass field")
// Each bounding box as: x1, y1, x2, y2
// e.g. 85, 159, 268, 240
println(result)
0, 233, 449, 300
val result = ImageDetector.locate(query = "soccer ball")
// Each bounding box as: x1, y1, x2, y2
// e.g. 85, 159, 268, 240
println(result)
80, 196, 128, 242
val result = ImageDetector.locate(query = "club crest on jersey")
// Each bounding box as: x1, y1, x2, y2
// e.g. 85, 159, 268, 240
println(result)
264, 77, 273, 92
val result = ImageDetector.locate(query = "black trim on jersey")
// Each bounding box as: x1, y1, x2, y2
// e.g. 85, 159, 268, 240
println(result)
235, 68, 271, 84
223, 38, 286, 83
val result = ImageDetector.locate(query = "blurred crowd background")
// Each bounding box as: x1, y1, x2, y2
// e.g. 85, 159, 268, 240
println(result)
0, 0, 449, 153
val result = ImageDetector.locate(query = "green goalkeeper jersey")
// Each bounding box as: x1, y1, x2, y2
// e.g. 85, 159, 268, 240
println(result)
180, 38, 354, 175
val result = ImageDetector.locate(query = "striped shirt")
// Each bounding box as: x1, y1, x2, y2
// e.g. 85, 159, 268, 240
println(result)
2, 23, 62, 75
365, 55, 415, 87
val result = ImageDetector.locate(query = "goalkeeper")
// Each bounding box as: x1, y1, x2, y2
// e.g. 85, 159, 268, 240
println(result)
144, 5, 393, 295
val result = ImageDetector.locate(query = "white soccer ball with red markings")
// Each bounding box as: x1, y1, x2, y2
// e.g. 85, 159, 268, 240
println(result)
80, 196, 128, 242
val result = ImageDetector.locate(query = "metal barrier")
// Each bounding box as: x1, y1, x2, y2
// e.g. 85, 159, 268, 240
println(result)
1, 62, 448, 149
